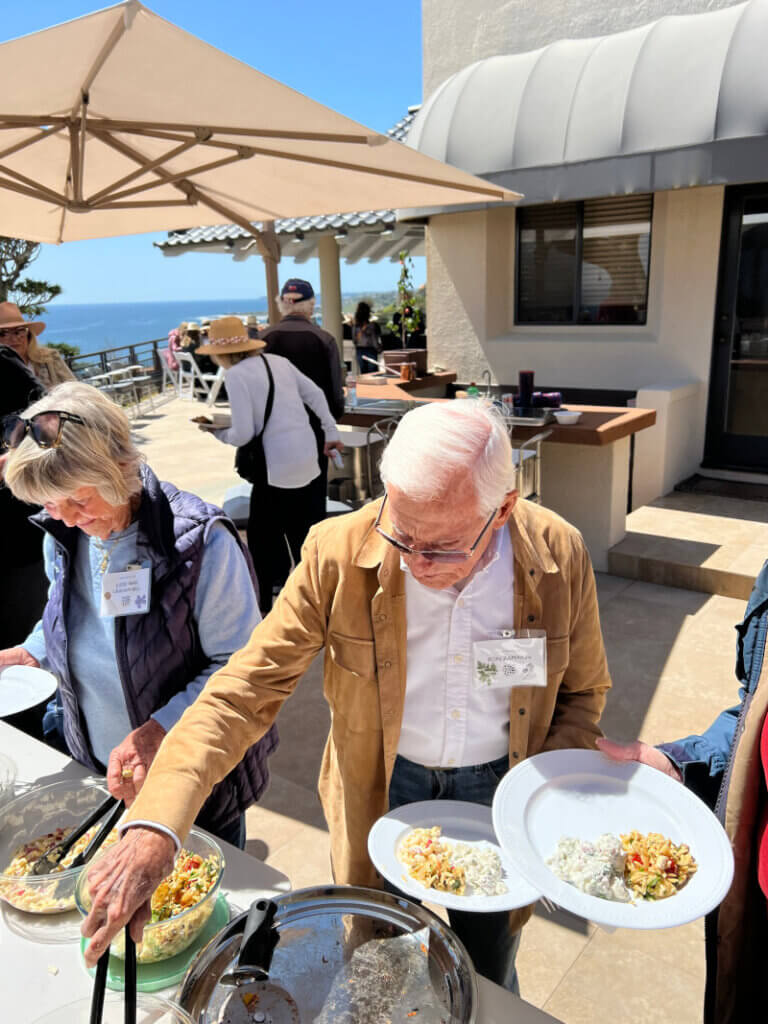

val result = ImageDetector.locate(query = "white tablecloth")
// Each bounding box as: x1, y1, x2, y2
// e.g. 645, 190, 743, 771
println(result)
0, 723, 561, 1023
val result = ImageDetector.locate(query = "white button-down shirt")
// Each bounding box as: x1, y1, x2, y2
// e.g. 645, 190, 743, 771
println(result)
398, 525, 515, 767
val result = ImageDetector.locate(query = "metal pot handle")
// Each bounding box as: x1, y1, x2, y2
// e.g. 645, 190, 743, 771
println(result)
220, 898, 280, 987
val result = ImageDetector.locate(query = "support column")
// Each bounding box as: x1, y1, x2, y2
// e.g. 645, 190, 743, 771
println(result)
317, 234, 343, 361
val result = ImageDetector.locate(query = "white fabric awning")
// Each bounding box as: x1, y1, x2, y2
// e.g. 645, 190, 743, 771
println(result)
408, 0, 768, 203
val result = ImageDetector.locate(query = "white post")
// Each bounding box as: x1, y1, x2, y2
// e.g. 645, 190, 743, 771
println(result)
317, 234, 343, 362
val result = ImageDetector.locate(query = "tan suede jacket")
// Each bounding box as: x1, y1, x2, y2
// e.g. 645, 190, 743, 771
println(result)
127, 497, 612, 933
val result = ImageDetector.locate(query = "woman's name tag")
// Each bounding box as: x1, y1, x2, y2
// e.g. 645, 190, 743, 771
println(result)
473, 629, 548, 689
100, 567, 151, 618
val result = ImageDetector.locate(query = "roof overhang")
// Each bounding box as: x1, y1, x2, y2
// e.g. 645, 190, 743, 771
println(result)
157, 210, 425, 264
408, 0, 768, 204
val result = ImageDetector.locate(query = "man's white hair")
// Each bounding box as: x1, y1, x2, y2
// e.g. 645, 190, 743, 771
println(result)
379, 400, 516, 514
276, 295, 315, 318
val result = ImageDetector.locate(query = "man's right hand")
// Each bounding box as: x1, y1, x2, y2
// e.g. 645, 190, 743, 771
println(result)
596, 737, 682, 783
0, 647, 40, 669
81, 826, 176, 967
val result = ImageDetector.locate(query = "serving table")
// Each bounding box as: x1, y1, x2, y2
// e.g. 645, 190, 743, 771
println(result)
0, 722, 561, 1023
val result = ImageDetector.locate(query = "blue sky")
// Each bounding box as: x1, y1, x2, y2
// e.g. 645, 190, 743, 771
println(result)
4, 2, 424, 304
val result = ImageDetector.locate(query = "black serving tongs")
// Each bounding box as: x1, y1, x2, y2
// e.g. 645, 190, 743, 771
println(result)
32, 793, 121, 875
90, 928, 137, 1024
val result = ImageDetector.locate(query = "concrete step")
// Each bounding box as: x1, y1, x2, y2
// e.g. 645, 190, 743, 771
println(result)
608, 492, 768, 599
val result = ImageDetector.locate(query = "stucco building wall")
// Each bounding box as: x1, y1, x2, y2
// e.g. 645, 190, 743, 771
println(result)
426, 186, 724, 477
423, 0, 745, 96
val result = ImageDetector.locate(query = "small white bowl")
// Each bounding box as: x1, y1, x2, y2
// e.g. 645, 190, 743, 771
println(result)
553, 409, 582, 425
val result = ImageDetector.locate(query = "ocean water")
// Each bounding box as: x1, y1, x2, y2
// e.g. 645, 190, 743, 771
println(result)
39, 298, 269, 358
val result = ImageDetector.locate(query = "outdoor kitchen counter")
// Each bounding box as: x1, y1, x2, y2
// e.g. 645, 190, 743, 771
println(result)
342, 392, 656, 571
0, 722, 562, 1024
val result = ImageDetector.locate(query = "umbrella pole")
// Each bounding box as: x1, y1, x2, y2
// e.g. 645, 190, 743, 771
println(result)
264, 253, 280, 326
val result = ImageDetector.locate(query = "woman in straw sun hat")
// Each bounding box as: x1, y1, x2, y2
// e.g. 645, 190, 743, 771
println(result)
197, 316, 344, 615
0, 302, 75, 391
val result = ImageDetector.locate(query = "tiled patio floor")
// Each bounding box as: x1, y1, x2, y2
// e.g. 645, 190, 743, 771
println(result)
134, 396, 748, 1023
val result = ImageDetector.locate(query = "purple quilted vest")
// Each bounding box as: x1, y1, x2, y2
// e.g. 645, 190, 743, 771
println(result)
32, 465, 278, 833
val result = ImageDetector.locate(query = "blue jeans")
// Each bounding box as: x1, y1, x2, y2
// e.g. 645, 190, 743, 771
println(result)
388, 753, 521, 994
205, 812, 246, 850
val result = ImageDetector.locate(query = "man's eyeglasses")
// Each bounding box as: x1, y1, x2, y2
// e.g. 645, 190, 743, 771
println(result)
2, 411, 86, 450
374, 493, 497, 563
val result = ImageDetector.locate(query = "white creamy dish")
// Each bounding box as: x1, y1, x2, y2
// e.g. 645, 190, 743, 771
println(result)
546, 834, 632, 902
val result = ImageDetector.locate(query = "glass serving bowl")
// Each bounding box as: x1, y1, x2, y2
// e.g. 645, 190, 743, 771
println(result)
31, 992, 193, 1023
0, 752, 17, 808
76, 827, 224, 964
0, 777, 111, 914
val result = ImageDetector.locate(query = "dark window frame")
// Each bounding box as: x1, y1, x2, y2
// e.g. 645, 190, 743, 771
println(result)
514, 195, 654, 327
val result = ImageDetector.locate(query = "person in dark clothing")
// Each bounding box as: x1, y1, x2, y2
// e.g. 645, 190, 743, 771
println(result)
262, 279, 345, 585
352, 300, 382, 374
0, 345, 46, 649
0, 345, 47, 738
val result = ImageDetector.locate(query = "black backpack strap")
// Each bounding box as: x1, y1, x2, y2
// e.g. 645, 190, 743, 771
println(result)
257, 354, 275, 438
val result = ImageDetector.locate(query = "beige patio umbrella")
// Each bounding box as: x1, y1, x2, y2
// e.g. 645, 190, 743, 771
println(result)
0, 2, 519, 322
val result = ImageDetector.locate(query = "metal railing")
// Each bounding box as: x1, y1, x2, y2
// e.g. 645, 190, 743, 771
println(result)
69, 337, 165, 381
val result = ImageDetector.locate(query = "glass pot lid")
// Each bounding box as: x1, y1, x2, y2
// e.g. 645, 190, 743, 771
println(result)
177, 885, 477, 1024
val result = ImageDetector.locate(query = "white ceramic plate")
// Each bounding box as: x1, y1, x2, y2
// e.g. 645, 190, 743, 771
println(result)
368, 799, 540, 912
0, 664, 57, 717
492, 749, 734, 929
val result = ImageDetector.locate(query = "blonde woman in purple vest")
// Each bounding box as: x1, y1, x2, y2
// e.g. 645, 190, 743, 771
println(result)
0, 382, 277, 847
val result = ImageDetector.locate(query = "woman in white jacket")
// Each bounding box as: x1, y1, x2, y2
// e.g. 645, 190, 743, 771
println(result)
197, 316, 344, 614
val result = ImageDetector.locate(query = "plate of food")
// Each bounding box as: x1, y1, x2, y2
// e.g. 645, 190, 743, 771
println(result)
367, 800, 540, 912
0, 664, 57, 717
491, 749, 734, 929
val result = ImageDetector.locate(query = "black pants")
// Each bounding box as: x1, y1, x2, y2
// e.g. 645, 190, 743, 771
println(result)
247, 471, 326, 615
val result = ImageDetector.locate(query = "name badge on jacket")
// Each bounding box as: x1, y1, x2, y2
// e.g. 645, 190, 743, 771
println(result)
472, 629, 548, 689
100, 566, 151, 618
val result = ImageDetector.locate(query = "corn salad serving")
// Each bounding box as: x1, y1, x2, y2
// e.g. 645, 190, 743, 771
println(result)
0, 826, 118, 913
398, 826, 467, 895
620, 830, 697, 900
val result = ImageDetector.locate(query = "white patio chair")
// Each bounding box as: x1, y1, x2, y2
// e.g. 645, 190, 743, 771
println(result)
177, 351, 219, 401
205, 366, 226, 406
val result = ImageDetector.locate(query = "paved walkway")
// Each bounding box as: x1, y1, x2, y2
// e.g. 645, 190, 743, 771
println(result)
134, 396, 746, 1023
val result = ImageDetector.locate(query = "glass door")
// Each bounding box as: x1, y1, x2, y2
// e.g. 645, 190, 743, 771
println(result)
704, 185, 768, 471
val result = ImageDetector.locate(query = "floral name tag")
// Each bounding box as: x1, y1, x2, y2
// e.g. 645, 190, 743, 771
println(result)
472, 630, 548, 689
100, 567, 151, 618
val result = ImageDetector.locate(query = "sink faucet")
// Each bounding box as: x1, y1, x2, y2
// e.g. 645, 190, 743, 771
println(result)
481, 369, 492, 397
361, 354, 400, 377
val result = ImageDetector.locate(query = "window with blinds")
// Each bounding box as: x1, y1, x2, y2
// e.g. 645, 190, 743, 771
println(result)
516, 195, 652, 325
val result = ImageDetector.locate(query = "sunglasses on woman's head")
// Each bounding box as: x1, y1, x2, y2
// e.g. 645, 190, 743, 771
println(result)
1, 411, 86, 450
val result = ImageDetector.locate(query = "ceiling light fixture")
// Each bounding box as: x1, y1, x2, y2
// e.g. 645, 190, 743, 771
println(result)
293, 230, 304, 243
333, 227, 348, 240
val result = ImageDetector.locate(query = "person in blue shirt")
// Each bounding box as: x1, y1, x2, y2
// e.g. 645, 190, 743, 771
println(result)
0, 381, 277, 848
599, 561, 768, 1024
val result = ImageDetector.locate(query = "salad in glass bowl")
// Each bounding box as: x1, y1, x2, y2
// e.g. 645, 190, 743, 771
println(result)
76, 827, 224, 963
0, 778, 115, 914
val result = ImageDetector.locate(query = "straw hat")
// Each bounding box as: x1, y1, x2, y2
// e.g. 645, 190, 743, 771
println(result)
0, 301, 45, 335
196, 315, 265, 355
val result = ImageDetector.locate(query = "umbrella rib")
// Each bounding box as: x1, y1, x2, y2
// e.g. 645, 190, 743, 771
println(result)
96, 199, 195, 209
213, 141, 508, 200
0, 174, 67, 206
0, 124, 67, 161
86, 137, 201, 204
69, 4, 136, 118
84, 118, 372, 145
87, 148, 246, 206
0, 162, 69, 205
90, 127, 283, 228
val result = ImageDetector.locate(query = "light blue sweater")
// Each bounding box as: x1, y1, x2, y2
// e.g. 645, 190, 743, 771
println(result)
23, 521, 260, 766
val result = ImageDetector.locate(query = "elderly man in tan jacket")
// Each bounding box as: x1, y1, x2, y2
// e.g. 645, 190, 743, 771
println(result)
82, 399, 612, 991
